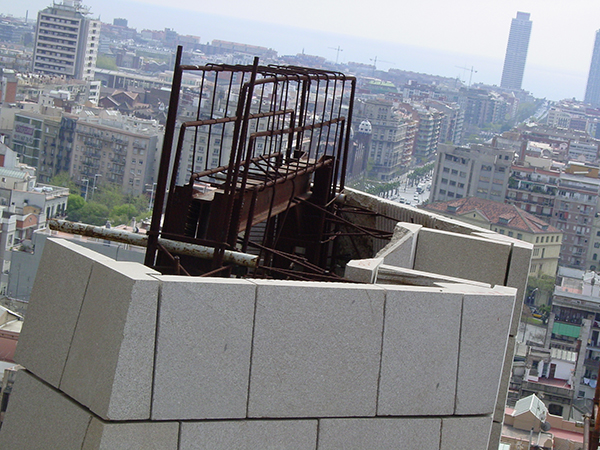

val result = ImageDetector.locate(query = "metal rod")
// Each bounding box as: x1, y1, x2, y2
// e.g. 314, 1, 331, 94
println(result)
49, 219, 258, 268
145, 45, 184, 268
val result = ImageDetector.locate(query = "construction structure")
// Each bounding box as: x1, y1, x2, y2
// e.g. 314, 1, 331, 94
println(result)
144, 47, 359, 281
0, 52, 534, 449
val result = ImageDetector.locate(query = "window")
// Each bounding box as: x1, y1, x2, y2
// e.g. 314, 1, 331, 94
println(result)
517, 233, 523, 240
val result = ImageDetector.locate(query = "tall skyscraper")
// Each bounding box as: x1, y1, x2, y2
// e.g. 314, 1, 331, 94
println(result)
500, 12, 532, 90
584, 30, 600, 107
32, 0, 99, 81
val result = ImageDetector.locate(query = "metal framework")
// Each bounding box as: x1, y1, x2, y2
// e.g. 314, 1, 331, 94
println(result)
143, 46, 360, 279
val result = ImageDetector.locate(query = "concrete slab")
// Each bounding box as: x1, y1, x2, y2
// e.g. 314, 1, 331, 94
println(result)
248, 280, 385, 418
152, 276, 256, 420
378, 286, 462, 416
15, 239, 111, 388
440, 416, 492, 450
375, 222, 422, 269
0, 370, 92, 449
495, 335, 517, 423
414, 228, 512, 286
82, 418, 180, 450
344, 257, 383, 283
60, 259, 161, 420
318, 418, 441, 449
488, 420, 503, 450
455, 289, 515, 415
179, 420, 318, 450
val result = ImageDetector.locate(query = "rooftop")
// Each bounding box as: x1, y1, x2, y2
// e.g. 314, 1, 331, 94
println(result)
424, 196, 560, 234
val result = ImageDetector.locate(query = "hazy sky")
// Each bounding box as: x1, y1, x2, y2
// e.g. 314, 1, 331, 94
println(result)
4, 0, 600, 101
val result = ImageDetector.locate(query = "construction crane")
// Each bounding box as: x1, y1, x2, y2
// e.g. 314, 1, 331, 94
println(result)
370, 56, 394, 76
455, 65, 477, 87
329, 46, 343, 64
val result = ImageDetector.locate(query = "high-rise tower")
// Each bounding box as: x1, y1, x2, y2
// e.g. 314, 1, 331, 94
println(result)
584, 30, 600, 107
32, 0, 99, 81
500, 12, 532, 90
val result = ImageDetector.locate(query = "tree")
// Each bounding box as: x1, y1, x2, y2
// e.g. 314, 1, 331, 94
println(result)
66, 194, 85, 221
49, 171, 80, 195
526, 274, 556, 305
76, 202, 110, 226
94, 184, 125, 211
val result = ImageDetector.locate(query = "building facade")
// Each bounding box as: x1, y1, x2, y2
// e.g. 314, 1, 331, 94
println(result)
69, 111, 162, 196
32, 0, 100, 81
431, 143, 514, 204
500, 12, 532, 90
353, 99, 417, 181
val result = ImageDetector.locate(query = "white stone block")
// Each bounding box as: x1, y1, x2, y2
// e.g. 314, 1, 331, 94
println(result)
15, 239, 111, 388
344, 257, 383, 283
179, 420, 318, 450
152, 276, 256, 420
414, 228, 512, 286
455, 287, 516, 415
473, 231, 532, 336
248, 280, 385, 418
60, 259, 161, 420
318, 418, 441, 449
375, 222, 422, 268
378, 286, 462, 416
82, 418, 180, 450
0, 370, 92, 449
440, 416, 492, 450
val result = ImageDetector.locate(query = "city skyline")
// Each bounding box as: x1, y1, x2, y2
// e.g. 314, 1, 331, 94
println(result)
4, 0, 600, 101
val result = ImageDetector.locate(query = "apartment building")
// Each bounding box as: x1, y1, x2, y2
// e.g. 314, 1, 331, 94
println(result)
353, 98, 417, 181
550, 269, 600, 403
69, 111, 162, 196
430, 143, 514, 203
32, 0, 100, 81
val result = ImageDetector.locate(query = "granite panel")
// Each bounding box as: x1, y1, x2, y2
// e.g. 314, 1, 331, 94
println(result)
248, 280, 385, 418
378, 286, 462, 416
455, 288, 515, 415
440, 416, 492, 450
0, 370, 92, 449
152, 276, 256, 420
60, 260, 160, 420
318, 418, 441, 449
414, 228, 512, 286
82, 418, 179, 450
15, 239, 111, 388
179, 420, 317, 450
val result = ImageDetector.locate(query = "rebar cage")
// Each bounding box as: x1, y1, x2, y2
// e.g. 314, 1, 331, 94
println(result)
144, 47, 357, 279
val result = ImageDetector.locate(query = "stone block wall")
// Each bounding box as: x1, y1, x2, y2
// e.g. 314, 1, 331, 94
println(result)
0, 238, 521, 449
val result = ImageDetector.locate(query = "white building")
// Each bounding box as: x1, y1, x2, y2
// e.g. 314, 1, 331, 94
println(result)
32, 0, 100, 81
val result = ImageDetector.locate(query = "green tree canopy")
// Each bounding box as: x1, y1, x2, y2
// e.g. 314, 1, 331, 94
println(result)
50, 171, 80, 195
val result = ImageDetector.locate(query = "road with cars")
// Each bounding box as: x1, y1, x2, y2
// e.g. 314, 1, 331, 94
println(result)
377, 172, 432, 207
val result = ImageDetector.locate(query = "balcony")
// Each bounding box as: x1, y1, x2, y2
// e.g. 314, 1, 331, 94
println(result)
585, 358, 600, 371
521, 379, 573, 400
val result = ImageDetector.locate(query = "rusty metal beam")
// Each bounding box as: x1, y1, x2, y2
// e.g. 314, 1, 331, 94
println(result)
49, 219, 258, 268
